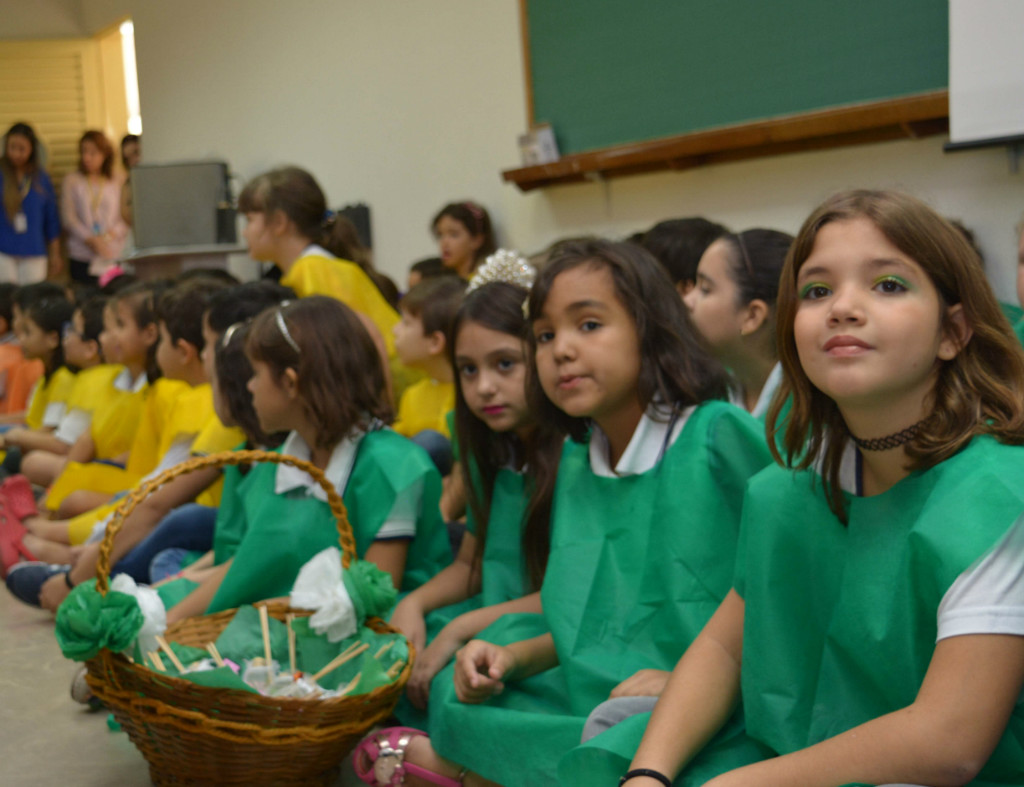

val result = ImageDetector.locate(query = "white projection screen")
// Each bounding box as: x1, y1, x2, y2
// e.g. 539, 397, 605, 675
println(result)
948, 0, 1024, 147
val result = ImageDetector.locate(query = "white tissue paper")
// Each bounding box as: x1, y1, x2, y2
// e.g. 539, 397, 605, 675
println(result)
289, 547, 357, 643
111, 573, 167, 656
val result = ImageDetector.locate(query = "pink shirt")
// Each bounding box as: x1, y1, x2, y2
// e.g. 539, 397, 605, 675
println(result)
61, 171, 127, 271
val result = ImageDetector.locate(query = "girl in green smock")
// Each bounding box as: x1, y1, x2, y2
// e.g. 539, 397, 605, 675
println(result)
353, 240, 773, 787
682, 228, 792, 423
164, 296, 449, 626
388, 273, 563, 720
621, 190, 1024, 787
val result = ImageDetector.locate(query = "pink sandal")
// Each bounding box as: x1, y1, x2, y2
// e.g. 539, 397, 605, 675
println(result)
1, 475, 38, 521
0, 497, 35, 577
353, 726, 466, 786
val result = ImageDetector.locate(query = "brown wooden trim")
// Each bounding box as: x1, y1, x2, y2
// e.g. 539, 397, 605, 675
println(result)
503, 90, 949, 192
518, 0, 535, 128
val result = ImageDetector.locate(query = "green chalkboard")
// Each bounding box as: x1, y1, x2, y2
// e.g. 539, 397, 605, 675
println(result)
526, 0, 949, 155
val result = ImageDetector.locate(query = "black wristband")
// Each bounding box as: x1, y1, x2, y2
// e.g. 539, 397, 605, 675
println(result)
64, 571, 75, 589
619, 769, 672, 787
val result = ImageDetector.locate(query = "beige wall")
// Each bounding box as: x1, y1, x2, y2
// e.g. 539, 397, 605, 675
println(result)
57, 0, 1024, 298
0, 0, 83, 39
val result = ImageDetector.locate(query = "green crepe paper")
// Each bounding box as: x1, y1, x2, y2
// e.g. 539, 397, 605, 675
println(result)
55, 580, 145, 662
341, 559, 397, 620
214, 605, 289, 665
289, 617, 408, 692
155, 576, 200, 611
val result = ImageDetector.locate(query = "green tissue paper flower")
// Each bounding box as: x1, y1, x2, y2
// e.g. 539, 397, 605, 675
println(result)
341, 559, 397, 619
54, 580, 144, 662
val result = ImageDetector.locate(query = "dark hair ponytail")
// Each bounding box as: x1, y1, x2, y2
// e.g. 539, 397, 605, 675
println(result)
717, 228, 793, 309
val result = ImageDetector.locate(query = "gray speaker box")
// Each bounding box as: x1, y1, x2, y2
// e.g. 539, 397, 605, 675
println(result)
131, 161, 235, 250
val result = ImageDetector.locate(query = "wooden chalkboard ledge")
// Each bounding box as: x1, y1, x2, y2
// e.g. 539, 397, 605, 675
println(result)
502, 90, 948, 192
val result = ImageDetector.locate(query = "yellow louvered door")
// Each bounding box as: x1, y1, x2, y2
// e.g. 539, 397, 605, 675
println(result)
0, 38, 106, 192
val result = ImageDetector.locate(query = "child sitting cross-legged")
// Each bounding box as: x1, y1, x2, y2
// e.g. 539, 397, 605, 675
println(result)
16, 281, 294, 613
10, 278, 230, 566
156, 296, 451, 627
12, 297, 120, 485
392, 276, 467, 475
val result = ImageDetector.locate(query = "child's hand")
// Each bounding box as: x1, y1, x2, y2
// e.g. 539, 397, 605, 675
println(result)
406, 628, 463, 710
610, 668, 671, 699
389, 598, 427, 656
39, 572, 71, 612
68, 546, 86, 567
453, 639, 515, 704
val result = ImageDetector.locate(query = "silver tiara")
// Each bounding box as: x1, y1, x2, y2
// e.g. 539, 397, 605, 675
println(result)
466, 249, 536, 294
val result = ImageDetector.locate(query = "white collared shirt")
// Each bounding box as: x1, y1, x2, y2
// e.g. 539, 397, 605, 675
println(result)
299, 243, 334, 261
113, 367, 148, 393
589, 404, 695, 478
275, 430, 419, 540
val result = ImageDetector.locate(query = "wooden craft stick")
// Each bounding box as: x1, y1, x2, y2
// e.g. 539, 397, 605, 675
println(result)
259, 604, 274, 677
337, 671, 361, 696
311, 642, 369, 682
148, 651, 166, 672
386, 660, 405, 679
374, 641, 395, 659
206, 642, 225, 667
286, 614, 296, 674
155, 635, 186, 673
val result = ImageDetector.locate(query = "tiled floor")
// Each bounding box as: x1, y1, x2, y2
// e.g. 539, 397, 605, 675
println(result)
0, 588, 151, 786
0, 589, 362, 786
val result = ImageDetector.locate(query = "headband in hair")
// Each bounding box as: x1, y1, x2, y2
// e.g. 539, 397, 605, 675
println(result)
275, 308, 301, 354
222, 320, 245, 348
463, 202, 484, 222
466, 249, 536, 294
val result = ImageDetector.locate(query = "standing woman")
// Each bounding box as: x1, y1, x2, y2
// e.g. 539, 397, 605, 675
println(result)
62, 130, 127, 284
0, 123, 61, 284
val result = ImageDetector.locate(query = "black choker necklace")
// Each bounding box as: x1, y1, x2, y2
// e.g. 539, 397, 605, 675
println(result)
850, 420, 926, 452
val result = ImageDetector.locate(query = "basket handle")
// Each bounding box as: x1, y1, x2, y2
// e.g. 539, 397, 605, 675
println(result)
95, 449, 356, 595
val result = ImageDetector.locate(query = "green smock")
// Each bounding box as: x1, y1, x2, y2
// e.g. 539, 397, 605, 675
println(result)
395, 467, 532, 727
430, 401, 773, 786
736, 435, 1024, 785
425, 467, 530, 636
205, 429, 450, 613
1013, 316, 1024, 348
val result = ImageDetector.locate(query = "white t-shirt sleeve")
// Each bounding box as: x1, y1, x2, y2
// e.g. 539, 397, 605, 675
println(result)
374, 476, 423, 541
42, 400, 67, 429
53, 408, 92, 445
937, 514, 1024, 641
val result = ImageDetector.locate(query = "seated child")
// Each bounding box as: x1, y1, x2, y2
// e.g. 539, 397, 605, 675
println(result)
12, 282, 294, 611
11, 297, 117, 483
158, 296, 451, 626
610, 191, 1024, 787
683, 229, 793, 419
0, 283, 75, 430
0, 283, 42, 415
634, 217, 727, 297
237, 166, 399, 361
389, 271, 563, 728
392, 276, 467, 473
18, 278, 229, 560
354, 239, 772, 787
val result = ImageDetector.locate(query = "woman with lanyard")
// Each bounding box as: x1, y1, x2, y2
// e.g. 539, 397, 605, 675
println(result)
0, 123, 61, 284
61, 130, 126, 284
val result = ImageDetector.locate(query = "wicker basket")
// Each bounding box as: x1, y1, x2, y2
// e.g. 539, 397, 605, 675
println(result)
84, 449, 413, 786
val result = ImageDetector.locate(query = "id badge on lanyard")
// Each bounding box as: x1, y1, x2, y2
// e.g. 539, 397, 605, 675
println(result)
14, 176, 30, 234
